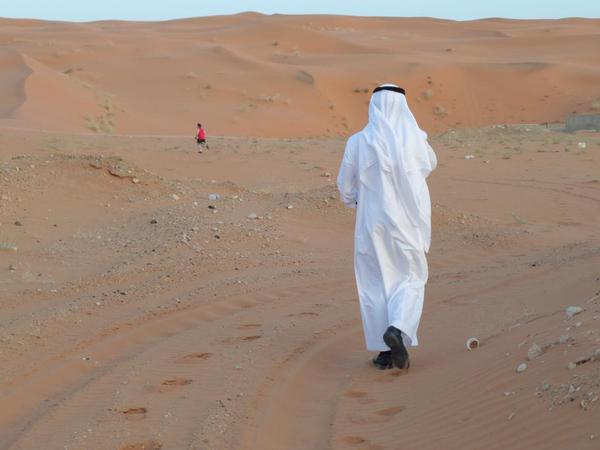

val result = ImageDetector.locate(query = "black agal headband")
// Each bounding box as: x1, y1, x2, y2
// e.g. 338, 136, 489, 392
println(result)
372, 86, 406, 96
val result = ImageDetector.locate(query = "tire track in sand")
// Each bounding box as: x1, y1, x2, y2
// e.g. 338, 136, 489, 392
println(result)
246, 323, 366, 450
0, 277, 348, 448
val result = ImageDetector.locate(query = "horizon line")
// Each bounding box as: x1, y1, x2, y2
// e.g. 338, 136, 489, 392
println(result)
1, 11, 598, 24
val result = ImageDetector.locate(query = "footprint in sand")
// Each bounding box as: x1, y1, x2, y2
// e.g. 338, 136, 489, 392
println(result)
344, 390, 375, 404
121, 407, 147, 415
177, 352, 213, 363
344, 436, 383, 450
219, 335, 263, 344
348, 404, 406, 425
375, 405, 405, 416
121, 407, 148, 420
376, 370, 408, 382
344, 390, 367, 399
161, 377, 193, 386
242, 335, 262, 341
119, 441, 162, 450
287, 312, 319, 318
342, 437, 384, 450
343, 436, 367, 445
313, 303, 330, 309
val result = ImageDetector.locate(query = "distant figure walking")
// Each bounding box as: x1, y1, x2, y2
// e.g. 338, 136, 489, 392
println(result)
337, 84, 437, 370
196, 123, 208, 153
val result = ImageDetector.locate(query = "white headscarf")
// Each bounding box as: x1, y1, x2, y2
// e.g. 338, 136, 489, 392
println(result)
360, 84, 437, 251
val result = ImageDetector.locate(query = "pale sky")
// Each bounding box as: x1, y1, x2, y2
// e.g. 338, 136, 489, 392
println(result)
1, 0, 599, 22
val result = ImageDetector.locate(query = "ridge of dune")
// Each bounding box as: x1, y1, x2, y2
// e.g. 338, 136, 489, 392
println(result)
0, 47, 31, 117
0, 14, 599, 136
0, 50, 104, 131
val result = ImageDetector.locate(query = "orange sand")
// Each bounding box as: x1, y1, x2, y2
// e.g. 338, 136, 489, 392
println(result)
1, 13, 600, 450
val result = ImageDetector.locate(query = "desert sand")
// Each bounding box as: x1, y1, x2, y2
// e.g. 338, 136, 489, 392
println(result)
1, 12, 600, 450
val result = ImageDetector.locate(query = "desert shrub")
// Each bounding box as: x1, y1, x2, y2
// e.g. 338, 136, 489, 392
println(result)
434, 104, 447, 116
421, 89, 433, 100
85, 115, 99, 132
237, 102, 257, 112
295, 70, 314, 85
85, 98, 116, 134
262, 93, 281, 103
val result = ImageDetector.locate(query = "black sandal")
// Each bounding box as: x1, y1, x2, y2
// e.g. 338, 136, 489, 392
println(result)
372, 351, 393, 370
383, 326, 410, 369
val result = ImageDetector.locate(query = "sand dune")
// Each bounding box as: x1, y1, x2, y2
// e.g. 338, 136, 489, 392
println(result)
0, 48, 31, 117
0, 13, 598, 136
17, 52, 104, 130
1, 12, 599, 450
0, 45, 105, 130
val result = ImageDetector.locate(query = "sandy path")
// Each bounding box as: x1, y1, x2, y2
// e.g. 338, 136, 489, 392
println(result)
1, 126, 599, 449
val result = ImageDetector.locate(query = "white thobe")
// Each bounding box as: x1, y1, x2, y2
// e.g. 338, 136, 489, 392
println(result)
338, 129, 435, 351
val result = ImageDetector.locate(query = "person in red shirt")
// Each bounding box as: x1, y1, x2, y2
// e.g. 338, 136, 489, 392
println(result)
196, 123, 208, 153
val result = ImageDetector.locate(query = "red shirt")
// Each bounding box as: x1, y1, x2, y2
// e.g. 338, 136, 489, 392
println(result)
197, 128, 206, 140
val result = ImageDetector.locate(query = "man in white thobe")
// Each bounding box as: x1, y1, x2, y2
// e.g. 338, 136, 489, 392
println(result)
337, 84, 437, 370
